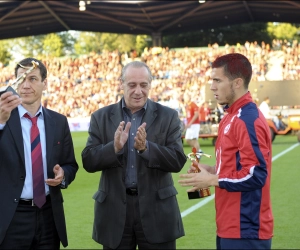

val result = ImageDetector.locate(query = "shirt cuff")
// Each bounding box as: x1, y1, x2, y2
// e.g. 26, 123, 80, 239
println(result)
0, 123, 6, 130
137, 141, 149, 159
60, 176, 66, 188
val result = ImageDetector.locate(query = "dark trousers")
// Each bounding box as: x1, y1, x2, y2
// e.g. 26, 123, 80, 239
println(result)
0, 199, 60, 250
103, 194, 176, 250
217, 235, 272, 250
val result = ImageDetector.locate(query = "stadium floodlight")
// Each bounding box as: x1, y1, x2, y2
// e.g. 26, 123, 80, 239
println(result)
79, 1, 86, 11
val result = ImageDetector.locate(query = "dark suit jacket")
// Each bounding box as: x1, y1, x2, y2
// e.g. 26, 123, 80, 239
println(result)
82, 99, 186, 249
0, 107, 78, 247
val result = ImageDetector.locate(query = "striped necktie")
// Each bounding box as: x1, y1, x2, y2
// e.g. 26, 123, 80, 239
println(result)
24, 113, 46, 208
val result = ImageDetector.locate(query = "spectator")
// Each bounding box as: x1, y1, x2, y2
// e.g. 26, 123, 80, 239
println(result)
184, 99, 201, 153
259, 97, 286, 130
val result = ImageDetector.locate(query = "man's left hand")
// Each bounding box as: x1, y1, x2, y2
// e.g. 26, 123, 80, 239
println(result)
45, 164, 65, 186
134, 122, 147, 151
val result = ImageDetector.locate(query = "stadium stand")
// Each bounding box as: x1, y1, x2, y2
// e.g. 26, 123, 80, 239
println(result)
0, 40, 299, 121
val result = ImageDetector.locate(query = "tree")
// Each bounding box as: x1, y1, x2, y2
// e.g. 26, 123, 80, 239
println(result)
162, 22, 272, 48
267, 22, 300, 40
74, 32, 103, 55
135, 35, 151, 55
9, 35, 45, 60
73, 32, 149, 55
0, 40, 12, 65
42, 33, 64, 57
57, 31, 77, 56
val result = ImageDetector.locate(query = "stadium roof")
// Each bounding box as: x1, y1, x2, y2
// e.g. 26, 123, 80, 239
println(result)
0, 0, 299, 42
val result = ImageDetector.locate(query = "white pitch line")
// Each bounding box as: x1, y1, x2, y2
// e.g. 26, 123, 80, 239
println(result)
272, 142, 299, 161
181, 194, 215, 218
181, 142, 300, 218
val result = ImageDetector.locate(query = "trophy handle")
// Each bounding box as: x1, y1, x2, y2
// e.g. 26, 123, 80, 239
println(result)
0, 60, 39, 97
11, 61, 40, 90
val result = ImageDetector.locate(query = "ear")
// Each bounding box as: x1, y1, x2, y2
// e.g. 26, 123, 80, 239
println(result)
120, 81, 124, 90
42, 78, 47, 91
234, 78, 244, 89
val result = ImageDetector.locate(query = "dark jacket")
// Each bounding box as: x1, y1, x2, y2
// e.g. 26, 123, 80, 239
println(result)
0, 107, 78, 247
82, 99, 186, 249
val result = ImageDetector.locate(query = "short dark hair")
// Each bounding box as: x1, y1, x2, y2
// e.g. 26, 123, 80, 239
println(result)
120, 61, 153, 83
15, 57, 47, 81
212, 53, 252, 88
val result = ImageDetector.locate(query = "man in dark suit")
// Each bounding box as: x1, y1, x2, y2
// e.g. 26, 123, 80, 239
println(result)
82, 61, 186, 249
0, 58, 78, 249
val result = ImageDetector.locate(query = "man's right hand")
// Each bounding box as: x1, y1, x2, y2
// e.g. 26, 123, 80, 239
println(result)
0, 91, 22, 124
114, 121, 131, 153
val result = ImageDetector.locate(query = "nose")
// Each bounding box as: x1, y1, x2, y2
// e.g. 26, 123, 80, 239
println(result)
210, 82, 216, 91
134, 85, 142, 94
21, 78, 30, 88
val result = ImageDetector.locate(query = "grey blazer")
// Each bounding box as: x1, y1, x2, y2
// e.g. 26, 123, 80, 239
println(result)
82, 99, 186, 249
0, 107, 78, 247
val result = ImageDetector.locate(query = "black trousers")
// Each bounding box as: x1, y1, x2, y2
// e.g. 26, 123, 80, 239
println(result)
103, 194, 176, 250
0, 198, 60, 250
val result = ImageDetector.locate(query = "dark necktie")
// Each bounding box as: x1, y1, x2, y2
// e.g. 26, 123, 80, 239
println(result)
24, 113, 46, 208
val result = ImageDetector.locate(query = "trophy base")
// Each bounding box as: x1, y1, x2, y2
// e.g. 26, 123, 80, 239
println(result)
0, 86, 18, 96
188, 188, 211, 199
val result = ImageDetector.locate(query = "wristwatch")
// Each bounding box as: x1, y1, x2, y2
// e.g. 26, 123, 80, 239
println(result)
60, 176, 66, 188
137, 147, 147, 154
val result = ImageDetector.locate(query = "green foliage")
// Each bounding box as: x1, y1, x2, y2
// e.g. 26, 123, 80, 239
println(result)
136, 35, 151, 54
74, 32, 150, 55
74, 32, 102, 55
64, 132, 300, 249
163, 22, 300, 48
42, 33, 64, 57
100, 33, 120, 51
58, 31, 77, 56
12, 35, 45, 58
0, 40, 11, 65
163, 22, 272, 48
114, 34, 136, 53
1, 22, 299, 60
267, 22, 300, 40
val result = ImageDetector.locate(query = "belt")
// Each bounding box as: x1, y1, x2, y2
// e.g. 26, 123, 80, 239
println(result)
19, 195, 51, 206
126, 188, 138, 196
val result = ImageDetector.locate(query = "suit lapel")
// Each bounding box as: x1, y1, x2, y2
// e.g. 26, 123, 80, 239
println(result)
110, 101, 123, 129
43, 108, 56, 173
7, 108, 25, 165
142, 99, 157, 131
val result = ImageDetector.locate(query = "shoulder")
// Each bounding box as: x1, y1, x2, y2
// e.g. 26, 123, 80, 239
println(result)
43, 108, 67, 120
92, 103, 118, 116
235, 102, 265, 127
149, 100, 177, 115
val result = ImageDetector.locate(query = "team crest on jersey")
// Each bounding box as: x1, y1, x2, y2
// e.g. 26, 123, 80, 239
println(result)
224, 124, 231, 134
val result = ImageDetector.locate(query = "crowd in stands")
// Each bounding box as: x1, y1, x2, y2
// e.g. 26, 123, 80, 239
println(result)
0, 39, 299, 118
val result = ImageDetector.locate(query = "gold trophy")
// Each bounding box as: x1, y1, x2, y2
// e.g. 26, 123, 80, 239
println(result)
187, 147, 212, 199
0, 60, 39, 96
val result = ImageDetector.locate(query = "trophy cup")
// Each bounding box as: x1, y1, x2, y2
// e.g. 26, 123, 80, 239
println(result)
0, 60, 39, 96
187, 147, 212, 199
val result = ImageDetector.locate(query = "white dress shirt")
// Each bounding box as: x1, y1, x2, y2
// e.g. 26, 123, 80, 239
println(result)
18, 105, 49, 199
